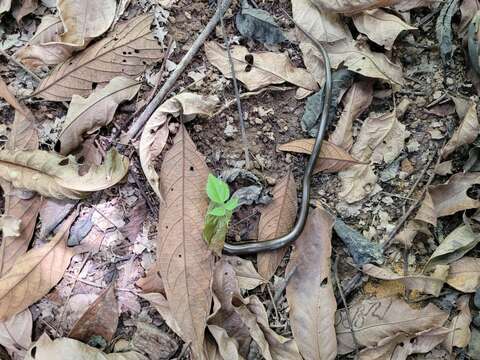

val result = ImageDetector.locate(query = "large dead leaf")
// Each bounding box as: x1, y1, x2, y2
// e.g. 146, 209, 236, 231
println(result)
292, 0, 350, 43
416, 172, 480, 226
33, 14, 163, 101
336, 297, 448, 354
286, 208, 337, 360
352, 9, 416, 50
362, 264, 448, 296
257, 170, 297, 281
204, 41, 317, 91
442, 102, 479, 158
68, 281, 119, 342
0, 310, 32, 359
329, 80, 373, 150
139, 92, 219, 201
0, 148, 128, 199
58, 76, 140, 155
156, 125, 214, 359
443, 295, 472, 353
0, 212, 76, 321
447, 257, 480, 292
15, 15, 74, 69
25, 334, 147, 360
278, 139, 364, 173
58, 0, 116, 46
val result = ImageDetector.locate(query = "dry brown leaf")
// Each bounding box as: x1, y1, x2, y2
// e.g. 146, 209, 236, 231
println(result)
0, 0, 11, 14
207, 324, 244, 360
15, 15, 75, 69
278, 139, 364, 173
435, 160, 453, 176
58, 0, 116, 46
362, 264, 448, 296
443, 295, 472, 353
140, 292, 183, 338
0, 112, 41, 276
336, 297, 448, 354
136, 263, 164, 294
0, 77, 32, 117
0, 212, 76, 321
58, 76, 140, 155
257, 170, 297, 281
25, 333, 147, 360
329, 80, 374, 150
292, 0, 350, 44
286, 208, 337, 360
68, 281, 119, 342
139, 92, 219, 201
447, 257, 480, 292
442, 102, 479, 159
13, 0, 38, 22
156, 125, 213, 359
300, 38, 404, 85
460, 0, 480, 33
311, 0, 410, 14
416, 172, 480, 226
33, 14, 163, 101
223, 256, 266, 290
204, 41, 317, 91
338, 163, 377, 203
0, 148, 128, 200
352, 9, 416, 50
0, 310, 32, 358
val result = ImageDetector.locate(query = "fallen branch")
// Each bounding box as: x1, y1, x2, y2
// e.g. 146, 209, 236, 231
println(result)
125, 0, 233, 141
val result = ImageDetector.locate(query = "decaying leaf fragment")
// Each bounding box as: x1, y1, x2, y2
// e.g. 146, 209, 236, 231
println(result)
0, 148, 128, 200
443, 295, 472, 353
336, 297, 448, 354
310, 0, 411, 14
278, 139, 364, 174
286, 208, 337, 360
446, 257, 480, 292
139, 92, 219, 201
0, 212, 76, 321
58, 76, 140, 155
204, 41, 317, 91
33, 14, 164, 101
156, 125, 214, 359
442, 101, 479, 158
257, 170, 297, 281
0, 310, 32, 358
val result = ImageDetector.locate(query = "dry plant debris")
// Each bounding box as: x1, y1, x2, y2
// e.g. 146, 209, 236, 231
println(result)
2, 0, 480, 359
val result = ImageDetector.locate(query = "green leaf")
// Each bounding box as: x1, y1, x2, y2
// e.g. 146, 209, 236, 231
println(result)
206, 174, 230, 203
225, 197, 239, 211
208, 206, 226, 217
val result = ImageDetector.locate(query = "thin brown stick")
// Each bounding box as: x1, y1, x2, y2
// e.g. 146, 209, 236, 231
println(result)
334, 256, 359, 354
0, 49, 42, 82
125, 0, 233, 140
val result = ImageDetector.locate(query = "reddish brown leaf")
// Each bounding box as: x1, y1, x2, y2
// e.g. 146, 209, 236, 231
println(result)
68, 281, 119, 342
286, 208, 337, 360
257, 170, 297, 281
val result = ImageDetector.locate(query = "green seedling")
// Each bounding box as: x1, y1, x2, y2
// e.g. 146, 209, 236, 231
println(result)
203, 174, 239, 254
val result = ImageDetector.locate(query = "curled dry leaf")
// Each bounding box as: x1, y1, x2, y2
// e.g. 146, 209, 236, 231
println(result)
33, 14, 163, 101
57, 0, 116, 46
25, 334, 147, 360
0, 309, 32, 358
58, 76, 140, 155
338, 163, 377, 204
336, 297, 448, 354
204, 41, 317, 91
443, 295, 472, 353
278, 139, 364, 173
352, 9, 416, 50
139, 92, 219, 201
416, 172, 480, 226
68, 281, 119, 342
156, 125, 213, 359
329, 80, 374, 150
15, 15, 74, 68
311, 0, 405, 14
224, 256, 266, 291
0, 77, 32, 117
0, 212, 76, 321
446, 257, 480, 292
292, 0, 350, 43
0, 148, 128, 200
362, 264, 448, 296
286, 208, 337, 360
257, 170, 297, 281
442, 102, 479, 159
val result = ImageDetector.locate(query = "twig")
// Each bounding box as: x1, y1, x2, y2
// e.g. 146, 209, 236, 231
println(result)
0, 49, 42, 82
218, 0, 251, 169
125, 0, 233, 140
334, 256, 359, 354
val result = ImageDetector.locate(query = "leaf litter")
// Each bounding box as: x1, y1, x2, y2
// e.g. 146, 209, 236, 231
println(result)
2, 0, 480, 359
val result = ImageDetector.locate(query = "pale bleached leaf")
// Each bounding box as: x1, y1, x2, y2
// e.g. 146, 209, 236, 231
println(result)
442, 102, 479, 158
447, 257, 480, 293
